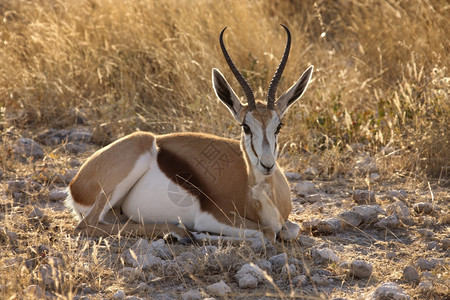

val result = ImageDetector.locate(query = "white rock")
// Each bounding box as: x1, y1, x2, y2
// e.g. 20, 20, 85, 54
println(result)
350, 260, 373, 279
310, 274, 333, 286
112, 290, 125, 300
387, 190, 407, 200
279, 220, 300, 240
375, 215, 401, 229
268, 253, 288, 271
311, 248, 340, 263
352, 205, 386, 224
413, 202, 434, 214
284, 172, 302, 181
238, 273, 259, 289
351, 190, 376, 204
182, 289, 202, 300
249, 237, 276, 255
124, 239, 166, 269
337, 210, 364, 228
417, 229, 434, 239
416, 258, 440, 271
292, 275, 308, 286
15, 138, 44, 158
206, 280, 231, 297
417, 281, 433, 293
294, 181, 316, 196
317, 217, 342, 234
305, 194, 322, 203
402, 266, 419, 282
386, 201, 412, 224
368, 282, 410, 300
236, 263, 265, 283
125, 296, 144, 300
35, 264, 62, 288
303, 166, 318, 176
298, 235, 316, 248
24, 285, 45, 298
68, 130, 92, 143
257, 259, 272, 273
370, 173, 380, 180
281, 264, 297, 277
354, 155, 378, 175
28, 207, 45, 219
49, 188, 68, 201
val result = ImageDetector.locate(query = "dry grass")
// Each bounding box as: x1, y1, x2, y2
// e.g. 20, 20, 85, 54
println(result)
1, 0, 448, 177
0, 0, 449, 299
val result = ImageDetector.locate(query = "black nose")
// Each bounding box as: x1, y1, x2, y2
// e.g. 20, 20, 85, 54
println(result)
260, 162, 274, 171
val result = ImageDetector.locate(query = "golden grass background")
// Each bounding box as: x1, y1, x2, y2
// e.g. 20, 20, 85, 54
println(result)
1, 0, 448, 178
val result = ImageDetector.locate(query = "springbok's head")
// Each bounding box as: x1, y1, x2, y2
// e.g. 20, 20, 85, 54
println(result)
212, 25, 313, 176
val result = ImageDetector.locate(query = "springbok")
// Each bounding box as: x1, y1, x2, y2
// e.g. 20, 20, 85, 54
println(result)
66, 25, 313, 243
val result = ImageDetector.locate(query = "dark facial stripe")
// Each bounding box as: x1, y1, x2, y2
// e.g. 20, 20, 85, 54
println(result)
249, 137, 258, 159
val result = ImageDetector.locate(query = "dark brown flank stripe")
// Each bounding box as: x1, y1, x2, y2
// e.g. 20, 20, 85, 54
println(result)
156, 141, 218, 213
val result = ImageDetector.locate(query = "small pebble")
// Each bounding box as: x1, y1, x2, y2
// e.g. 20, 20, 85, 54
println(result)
369, 282, 410, 300
182, 289, 202, 300
413, 202, 433, 214
310, 274, 332, 286
351, 190, 376, 204
426, 241, 439, 250
350, 260, 373, 279
317, 217, 342, 234
295, 181, 316, 196
49, 188, 68, 201
352, 205, 385, 224
206, 281, 231, 297
337, 210, 364, 228
386, 201, 412, 224
303, 166, 318, 177
441, 238, 450, 250
311, 248, 340, 264
416, 229, 434, 239
281, 264, 297, 277
284, 172, 302, 181
416, 258, 439, 271
268, 253, 288, 271
417, 281, 433, 293
238, 274, 258, 289
292, 275, 308, 286
112, 290, 125, 300
402, 266, 419, 283
386, 252, 397, 259
28, 207, 45, 219
297, 235, 316, 248
305, 194, 322, 203
374, 215, 401, 229
15, 138, 44, 159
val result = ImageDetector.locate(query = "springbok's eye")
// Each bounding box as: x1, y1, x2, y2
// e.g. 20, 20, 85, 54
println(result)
241, 123, 251, 135
275, 123, 284, 135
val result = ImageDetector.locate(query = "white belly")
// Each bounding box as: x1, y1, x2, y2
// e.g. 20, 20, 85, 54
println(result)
121, 160, 200, 229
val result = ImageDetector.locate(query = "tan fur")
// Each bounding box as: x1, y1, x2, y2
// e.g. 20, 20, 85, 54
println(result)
69, 132, 155, 207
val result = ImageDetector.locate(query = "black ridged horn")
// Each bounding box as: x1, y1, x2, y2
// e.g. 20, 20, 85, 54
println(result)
267, 24, 291, 110
219, 27, 256, 110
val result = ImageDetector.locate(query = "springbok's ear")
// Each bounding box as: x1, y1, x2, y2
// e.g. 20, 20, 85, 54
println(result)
276, 66, 313, 117
212, 68, 244, 122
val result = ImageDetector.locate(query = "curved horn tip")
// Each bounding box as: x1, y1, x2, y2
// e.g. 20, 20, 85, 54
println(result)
266, 24, 292, 109
220, 27, 227, 35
